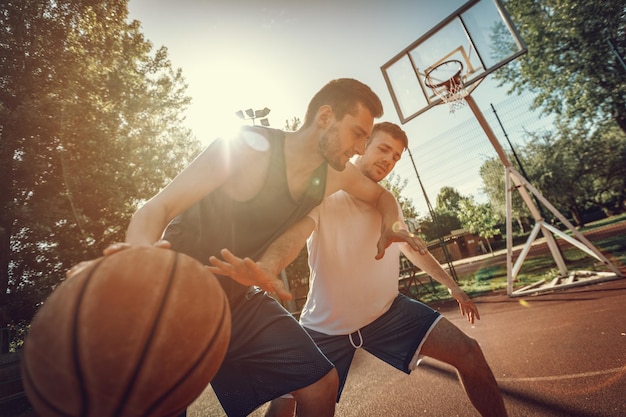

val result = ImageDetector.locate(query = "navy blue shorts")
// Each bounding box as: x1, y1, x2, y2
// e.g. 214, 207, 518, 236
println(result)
305, 294, 441, 401
211, 289, 334, 416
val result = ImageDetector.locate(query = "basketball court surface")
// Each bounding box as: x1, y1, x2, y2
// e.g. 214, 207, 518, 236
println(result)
331, 278, 626, 417
192, 278, 626, 416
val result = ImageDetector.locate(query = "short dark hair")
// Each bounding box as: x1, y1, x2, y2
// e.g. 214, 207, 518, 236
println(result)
303, 78, 383, 127
368, 122, 409, 150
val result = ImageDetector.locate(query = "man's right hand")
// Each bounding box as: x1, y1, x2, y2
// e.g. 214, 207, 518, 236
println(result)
208, 248, 293, 301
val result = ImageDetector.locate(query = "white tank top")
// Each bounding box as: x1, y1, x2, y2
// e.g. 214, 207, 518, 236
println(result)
299, 190, 401, 335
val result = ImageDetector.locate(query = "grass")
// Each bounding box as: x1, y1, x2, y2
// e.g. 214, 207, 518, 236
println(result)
413, 215, 626, 305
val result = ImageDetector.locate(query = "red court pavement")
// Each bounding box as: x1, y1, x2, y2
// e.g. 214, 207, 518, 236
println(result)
326, 278, 626, 417
192, 277, 626, 416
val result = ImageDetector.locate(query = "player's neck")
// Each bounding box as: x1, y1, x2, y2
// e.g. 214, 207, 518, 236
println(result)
284, 128, 325, 173
282, 129, 326, 200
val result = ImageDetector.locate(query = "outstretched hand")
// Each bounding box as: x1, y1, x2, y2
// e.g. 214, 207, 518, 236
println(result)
208, 248, 293, 301
376, 222, 427, 260
450, 288, 480, 324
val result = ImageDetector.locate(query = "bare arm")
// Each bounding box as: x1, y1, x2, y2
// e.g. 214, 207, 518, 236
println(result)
126, 127, 274, 247
400, 243, 480, 323
207, 216, 316, 301
67, 129, 270, 276
258, 216, 316, 276
125, 138, 234, 246
326, 163, 425, 258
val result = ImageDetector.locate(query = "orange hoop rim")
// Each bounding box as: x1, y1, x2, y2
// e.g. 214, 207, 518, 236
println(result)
424, 59, 464, 89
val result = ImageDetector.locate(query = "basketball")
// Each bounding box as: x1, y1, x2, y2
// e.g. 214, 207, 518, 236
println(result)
21, 246, 231, 417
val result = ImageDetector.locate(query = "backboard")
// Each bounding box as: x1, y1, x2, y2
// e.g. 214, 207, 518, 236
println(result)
381, 0, 526, 123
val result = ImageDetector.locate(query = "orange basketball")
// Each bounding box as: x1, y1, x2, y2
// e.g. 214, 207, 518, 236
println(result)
21, 246, 231, 417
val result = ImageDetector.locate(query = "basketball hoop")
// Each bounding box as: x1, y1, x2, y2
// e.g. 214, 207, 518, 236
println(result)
424, 59, 468, 113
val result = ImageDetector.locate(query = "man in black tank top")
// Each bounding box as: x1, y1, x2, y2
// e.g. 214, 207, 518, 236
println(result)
77, 78, 428, 417
163, 127, 328, 308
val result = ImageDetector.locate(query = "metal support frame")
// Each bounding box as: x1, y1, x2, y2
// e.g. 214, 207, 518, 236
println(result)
465, 95, 623, 297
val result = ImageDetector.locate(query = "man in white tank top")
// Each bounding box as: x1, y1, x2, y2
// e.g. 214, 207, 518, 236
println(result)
210, 122, 508, 417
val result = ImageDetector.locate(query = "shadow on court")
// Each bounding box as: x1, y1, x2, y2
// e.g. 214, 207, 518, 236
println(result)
191, 278, 626, 416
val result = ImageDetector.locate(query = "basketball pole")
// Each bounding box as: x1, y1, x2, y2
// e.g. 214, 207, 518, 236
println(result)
406, 148, 459, 282
463, 95, 622, 296
380, 0, 623, 297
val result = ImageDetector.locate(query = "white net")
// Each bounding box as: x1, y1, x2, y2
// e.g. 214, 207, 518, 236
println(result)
425, 60, 468, 114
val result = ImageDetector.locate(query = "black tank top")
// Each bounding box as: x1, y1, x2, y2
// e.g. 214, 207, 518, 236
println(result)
164, 127, 327, 306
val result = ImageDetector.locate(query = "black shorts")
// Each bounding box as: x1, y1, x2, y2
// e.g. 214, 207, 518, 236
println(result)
211, 289, 334, 416
305, 294, 441, 401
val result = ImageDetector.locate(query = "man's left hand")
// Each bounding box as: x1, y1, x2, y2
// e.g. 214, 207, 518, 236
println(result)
450, 289, 480, 324
376, 222, 427, 260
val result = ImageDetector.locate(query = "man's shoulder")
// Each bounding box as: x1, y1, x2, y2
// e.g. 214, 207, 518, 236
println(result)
237, 125, 284, 152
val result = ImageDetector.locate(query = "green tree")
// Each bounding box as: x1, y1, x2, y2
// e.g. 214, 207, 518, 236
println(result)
284, 117, 301, 132
523, 120, 626, 225
435, 186, 464, 213
479, 157, 531, 234
479, 120, 626, 229
457, 198, 500, 255
0, 0, 200, 330
498, 0, 626, 132
418, 187, 464, 242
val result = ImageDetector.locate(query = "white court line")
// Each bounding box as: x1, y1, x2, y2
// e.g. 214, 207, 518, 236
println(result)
498, 366, 626, 382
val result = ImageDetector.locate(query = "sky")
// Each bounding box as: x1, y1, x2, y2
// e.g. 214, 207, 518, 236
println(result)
126, 0, 539, 216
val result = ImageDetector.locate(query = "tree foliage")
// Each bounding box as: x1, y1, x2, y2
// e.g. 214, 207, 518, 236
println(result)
0, 0, 200, 327
418, 187, 464, 242
457, 197, 500, 254
479, 156, 531, 233
498, 0, 626, 132
479, 121, 626, 229
435, 186, 464, 214
522, 121, 626, 225
284, 117, 301, 132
